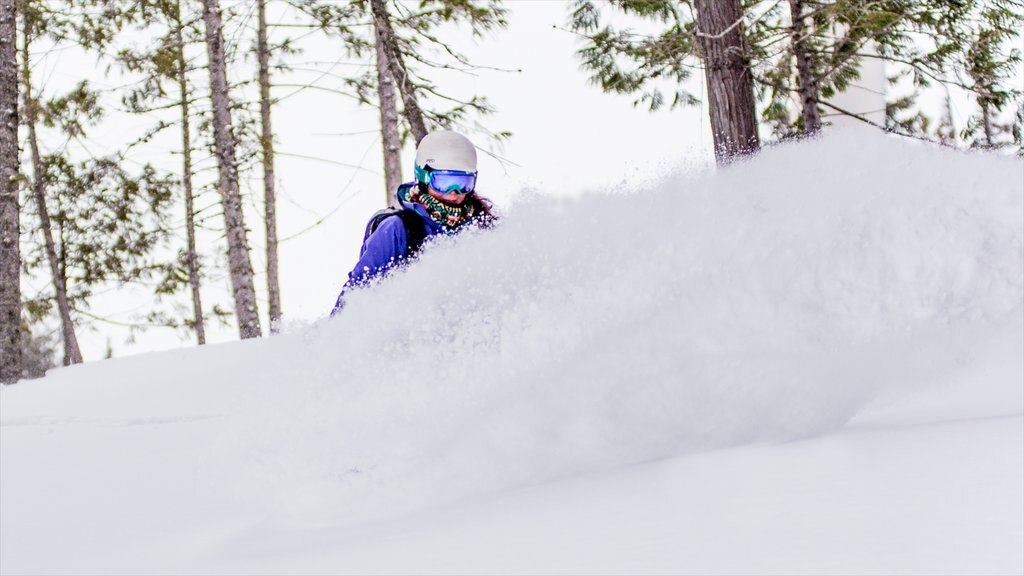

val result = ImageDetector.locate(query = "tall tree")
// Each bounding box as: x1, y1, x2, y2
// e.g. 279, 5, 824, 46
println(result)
786, 0, 820, 134
572, 0, 758, 163
753, 0, 1022, 145
172, 0, 206, 344
0, 0, 20, 383
20, 8, 82, 365
298, 0, 508, 186
572, 0, 1023, 151
373, 13, 402, 204
201, 0, 261, 339
369, 0, 427, 144
15, 1, 185, 365
257, 0, 281, 332
693, 0, 759, 160
115, 0, 212, 345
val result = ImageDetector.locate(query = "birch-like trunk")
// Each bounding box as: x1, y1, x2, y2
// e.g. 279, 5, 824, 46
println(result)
0, 0, 21, 383
788, 0, 821, 134
257, 0, 281, 332
694, 0, 760, 163
201, 0, 262, 339
369, 0, 428, 144
374, 15, 402, 205
173, 0, 205, 345
21, 16, 81, 365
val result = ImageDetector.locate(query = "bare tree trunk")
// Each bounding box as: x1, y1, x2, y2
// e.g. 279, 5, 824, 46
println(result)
788, 0, 820, 134
173, 0, 205, 345
201, 0, 262, 339
374, 16, 402, 206
257, 0, 281, 332
981, 101, 994, 147
369, 0, 428, 144
694, 0, 760, 163
21, 16, 81, 365
0, 0, 20, 383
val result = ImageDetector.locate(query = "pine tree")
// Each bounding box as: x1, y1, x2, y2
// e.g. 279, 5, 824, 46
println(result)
373, 9, 402, 204
17, 0, 188, 365
382, 0, 508, 137
257, 0, 281, 332
294, 0, 508, 200
20, 5, 82, 365
694, 0, 760, 159
571, 0, 758, 163
572, 0, 1023, 151
115, 0, 212, 345
786, 0, 821, 134
0, 0, 20, 383
369, 0, 428, 144
201, 0, 261, 339
173, 0, 206, 344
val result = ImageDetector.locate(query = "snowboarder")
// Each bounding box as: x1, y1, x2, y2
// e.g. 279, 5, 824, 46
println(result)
331, 130, 495, 315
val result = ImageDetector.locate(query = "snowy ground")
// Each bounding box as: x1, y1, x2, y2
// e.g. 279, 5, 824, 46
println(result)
2, 131, 1022, 575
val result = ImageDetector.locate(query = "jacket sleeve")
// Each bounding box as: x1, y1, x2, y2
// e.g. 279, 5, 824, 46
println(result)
331, 216, 408, 315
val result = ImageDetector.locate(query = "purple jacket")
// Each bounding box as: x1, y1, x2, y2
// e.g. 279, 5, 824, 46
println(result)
331, 184, 459, 314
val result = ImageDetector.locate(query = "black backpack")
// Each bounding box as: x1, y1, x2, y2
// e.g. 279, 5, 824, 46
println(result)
363, 207, 427, 258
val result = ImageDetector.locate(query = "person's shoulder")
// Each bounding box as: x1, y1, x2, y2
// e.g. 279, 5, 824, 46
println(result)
399, 201, 443, 231
372, 211, 409, 235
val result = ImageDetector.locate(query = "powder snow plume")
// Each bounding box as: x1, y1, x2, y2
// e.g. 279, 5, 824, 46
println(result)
197, 130, 1022, 523
4, 130, 1020, 530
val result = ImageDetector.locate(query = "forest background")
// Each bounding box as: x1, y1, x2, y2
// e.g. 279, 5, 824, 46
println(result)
0, 0, 1020, 381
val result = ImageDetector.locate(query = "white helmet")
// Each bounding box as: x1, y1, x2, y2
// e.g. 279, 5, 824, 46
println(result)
414, 130, 477, 173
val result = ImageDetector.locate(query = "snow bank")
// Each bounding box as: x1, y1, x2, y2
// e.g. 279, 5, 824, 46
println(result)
3, 130, 1022, 538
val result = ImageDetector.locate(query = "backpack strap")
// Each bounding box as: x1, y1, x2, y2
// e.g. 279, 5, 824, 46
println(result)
364, 208, 399, 241
396, 208, 427, 256
365, 207, 427, 258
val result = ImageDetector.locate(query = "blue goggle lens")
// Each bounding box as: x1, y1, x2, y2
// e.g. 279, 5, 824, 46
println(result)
418, 165, 477, 194
431, 170, 477, 194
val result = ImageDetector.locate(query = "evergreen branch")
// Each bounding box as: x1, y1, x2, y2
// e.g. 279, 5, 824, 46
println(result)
819, 100, 952, 148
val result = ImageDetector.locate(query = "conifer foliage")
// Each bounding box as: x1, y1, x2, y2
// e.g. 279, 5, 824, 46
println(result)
0, 0, 516, 377
1, 0, 1016, 381
115, 0, 211, 345
16, 0, 187, 368
570, 0, 1024, 152
294, 0, 508, 204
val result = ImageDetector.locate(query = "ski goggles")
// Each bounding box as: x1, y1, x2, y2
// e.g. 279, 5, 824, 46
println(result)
415, 165, 477, 195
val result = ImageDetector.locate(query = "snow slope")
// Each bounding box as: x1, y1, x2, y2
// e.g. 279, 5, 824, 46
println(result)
2, 131, 1022, 575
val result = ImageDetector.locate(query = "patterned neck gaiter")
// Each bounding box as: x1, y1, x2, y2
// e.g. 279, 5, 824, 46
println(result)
411, 187, 478, 231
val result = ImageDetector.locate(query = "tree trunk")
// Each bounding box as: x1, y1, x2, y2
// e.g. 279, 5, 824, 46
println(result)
0, 0, 21, 383
21, 15, 81, 365
788, 0, 820, 134
369, 0, 428, 145
374, 15, 402, 205
981, 101, 994, 147
201, 0, 262, 339
257, 0, 281, 332
173, 0, 205, 345
694, 0, 760, 163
